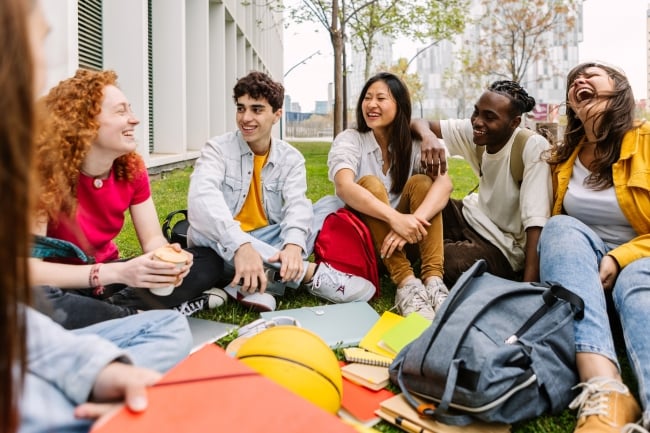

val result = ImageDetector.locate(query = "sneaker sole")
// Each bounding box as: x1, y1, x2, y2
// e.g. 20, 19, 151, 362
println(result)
224, 286, 276, 312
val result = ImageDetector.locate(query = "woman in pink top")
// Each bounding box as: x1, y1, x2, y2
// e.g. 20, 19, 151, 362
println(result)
31, 69, 226, 329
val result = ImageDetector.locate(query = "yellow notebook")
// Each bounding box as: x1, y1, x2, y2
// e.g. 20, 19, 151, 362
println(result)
342, 347, 393, 368
358, 311, 404, 359
379, 312, 431, 355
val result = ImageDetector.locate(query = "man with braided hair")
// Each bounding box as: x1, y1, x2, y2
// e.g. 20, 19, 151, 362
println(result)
411, 80, 551, 286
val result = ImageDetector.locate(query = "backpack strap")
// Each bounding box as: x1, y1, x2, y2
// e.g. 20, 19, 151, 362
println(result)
510, 128, 534, 184
474, 127, 535, 185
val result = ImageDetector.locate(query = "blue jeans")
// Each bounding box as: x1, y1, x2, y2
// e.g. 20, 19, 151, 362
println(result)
222, 195, 343, 292
19, 310, 192, 433
539, 214, 650, 417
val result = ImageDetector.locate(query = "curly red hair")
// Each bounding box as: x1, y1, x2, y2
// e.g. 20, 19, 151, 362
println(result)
35, 69, 144, 222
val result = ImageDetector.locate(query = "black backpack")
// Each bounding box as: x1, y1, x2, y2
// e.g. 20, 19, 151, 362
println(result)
162, 209, 190, 248
389, 259, 584, 425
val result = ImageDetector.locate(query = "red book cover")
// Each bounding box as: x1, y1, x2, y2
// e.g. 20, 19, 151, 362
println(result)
91, 344, 357, 433
339, 375, 395, 424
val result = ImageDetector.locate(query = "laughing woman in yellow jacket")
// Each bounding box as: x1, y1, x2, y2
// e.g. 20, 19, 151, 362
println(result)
538, 62, 650, 433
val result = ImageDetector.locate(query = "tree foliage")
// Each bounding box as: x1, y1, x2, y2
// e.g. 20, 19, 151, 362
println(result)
380, 57, 425, 117
442, 48, 487, 117
467, 0, 580, 84
286, 0, 470, 136
347, 0, 468, 82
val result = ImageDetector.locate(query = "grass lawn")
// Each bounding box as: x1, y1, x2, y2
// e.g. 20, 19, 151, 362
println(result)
116, 141, 576, 433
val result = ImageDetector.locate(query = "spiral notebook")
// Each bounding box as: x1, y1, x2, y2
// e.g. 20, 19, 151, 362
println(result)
261, 302, 380, 348
343, 347, 393, 367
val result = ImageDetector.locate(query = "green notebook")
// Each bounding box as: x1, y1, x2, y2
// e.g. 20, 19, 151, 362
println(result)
379, 312, 431, 355
358, 310, 404, 359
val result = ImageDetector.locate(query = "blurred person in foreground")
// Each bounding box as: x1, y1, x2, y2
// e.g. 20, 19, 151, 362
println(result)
0, 1, 191, 432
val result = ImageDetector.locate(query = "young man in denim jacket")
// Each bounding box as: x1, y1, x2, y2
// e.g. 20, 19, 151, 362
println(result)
187, 71, 375, 311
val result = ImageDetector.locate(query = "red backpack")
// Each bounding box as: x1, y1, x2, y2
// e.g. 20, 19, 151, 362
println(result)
314, 208, 380, 297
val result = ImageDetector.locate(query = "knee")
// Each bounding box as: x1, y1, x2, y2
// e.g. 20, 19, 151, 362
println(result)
358, 175, 388, 200
150, 310, 193, 354
540, 215, 579, 242
402, 174, 433, 207
612, 258, 650, 305
404, 174, 432, 194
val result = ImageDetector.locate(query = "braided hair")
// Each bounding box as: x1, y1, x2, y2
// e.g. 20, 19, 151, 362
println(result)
488, 80, 536, 117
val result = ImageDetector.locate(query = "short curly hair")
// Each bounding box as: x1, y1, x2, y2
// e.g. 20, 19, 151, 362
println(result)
232, 71, 284, 112
35, 69, 144, 222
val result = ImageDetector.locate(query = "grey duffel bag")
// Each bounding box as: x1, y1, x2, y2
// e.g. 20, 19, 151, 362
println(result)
389, 259, 584, 426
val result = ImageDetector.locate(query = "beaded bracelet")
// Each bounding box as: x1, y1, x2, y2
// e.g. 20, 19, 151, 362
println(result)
89, 263, 105, 296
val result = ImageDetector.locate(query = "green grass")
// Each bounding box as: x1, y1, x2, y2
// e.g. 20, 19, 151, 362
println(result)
116, 141, 575, 433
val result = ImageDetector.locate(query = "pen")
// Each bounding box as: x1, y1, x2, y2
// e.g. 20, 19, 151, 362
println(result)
375, 410, 435, 433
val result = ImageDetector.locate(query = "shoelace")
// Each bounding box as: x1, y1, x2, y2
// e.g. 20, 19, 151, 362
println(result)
622, 424, 650, 433
426, 279, 449, 310
395, 284, 430, 313
174, 298, 205, 316
569, 378, 629, 419
314, 265, 350, 294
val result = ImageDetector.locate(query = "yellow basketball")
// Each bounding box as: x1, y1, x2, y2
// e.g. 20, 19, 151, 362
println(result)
235, 325, 343, 414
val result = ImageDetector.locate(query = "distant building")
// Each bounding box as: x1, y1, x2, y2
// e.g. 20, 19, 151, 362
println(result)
43, 0, 282, 170
347, 33, 393, 109
290, 102, 302, 113
314, 100, 329, 115
415, 0, 583, 120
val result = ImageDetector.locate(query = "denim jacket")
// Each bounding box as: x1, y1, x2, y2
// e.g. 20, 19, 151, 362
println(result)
552, 121, 650, 268
26, 307, 129, 405
188, 131, 313, 261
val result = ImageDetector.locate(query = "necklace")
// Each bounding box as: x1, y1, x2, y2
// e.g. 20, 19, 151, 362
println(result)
80, 169, 108, 189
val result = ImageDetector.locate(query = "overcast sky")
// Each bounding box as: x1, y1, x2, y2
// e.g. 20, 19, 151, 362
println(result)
283, 0, 649, 111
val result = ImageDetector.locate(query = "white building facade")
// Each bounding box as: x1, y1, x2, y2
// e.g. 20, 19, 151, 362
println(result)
42, 0, 283, 170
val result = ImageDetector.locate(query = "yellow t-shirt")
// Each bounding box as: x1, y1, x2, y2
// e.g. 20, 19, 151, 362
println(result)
235, 151, 269, 232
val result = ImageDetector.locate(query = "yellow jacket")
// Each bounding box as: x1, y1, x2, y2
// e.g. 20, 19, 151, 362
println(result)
551, 121, 650, 268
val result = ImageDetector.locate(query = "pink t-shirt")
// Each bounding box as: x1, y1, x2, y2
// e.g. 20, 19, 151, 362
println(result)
47, 167, 151, 263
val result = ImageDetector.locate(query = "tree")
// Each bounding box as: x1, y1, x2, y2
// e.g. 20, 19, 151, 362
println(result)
381, 57, 425, 117
442, 48, 487, 117
347, 0, 467, 82
467, 0, 580, 84
286, 0, 470, 136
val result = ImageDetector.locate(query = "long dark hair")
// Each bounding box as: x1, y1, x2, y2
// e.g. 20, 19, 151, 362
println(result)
355, 72, 412, 195
0, 0, 35, 431
548, 62, 635, 189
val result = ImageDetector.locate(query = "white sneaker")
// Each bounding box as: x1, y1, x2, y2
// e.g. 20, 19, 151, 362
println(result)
394, 278, 435, 320
425, 276, 449, 313
305, 262, 376, 303
223, 286, 276, 312
203, 287, 228, 309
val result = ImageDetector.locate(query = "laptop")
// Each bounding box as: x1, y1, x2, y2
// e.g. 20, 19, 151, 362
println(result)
186, 317, 238, 353
261, 302, 380, 349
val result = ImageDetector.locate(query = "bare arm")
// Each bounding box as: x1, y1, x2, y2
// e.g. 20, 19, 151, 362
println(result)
411, 119, 447, 177
130, 197, 170, 253
522, 226, 541, 282
380, 173, 453, 259
29, 200, 191, 290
